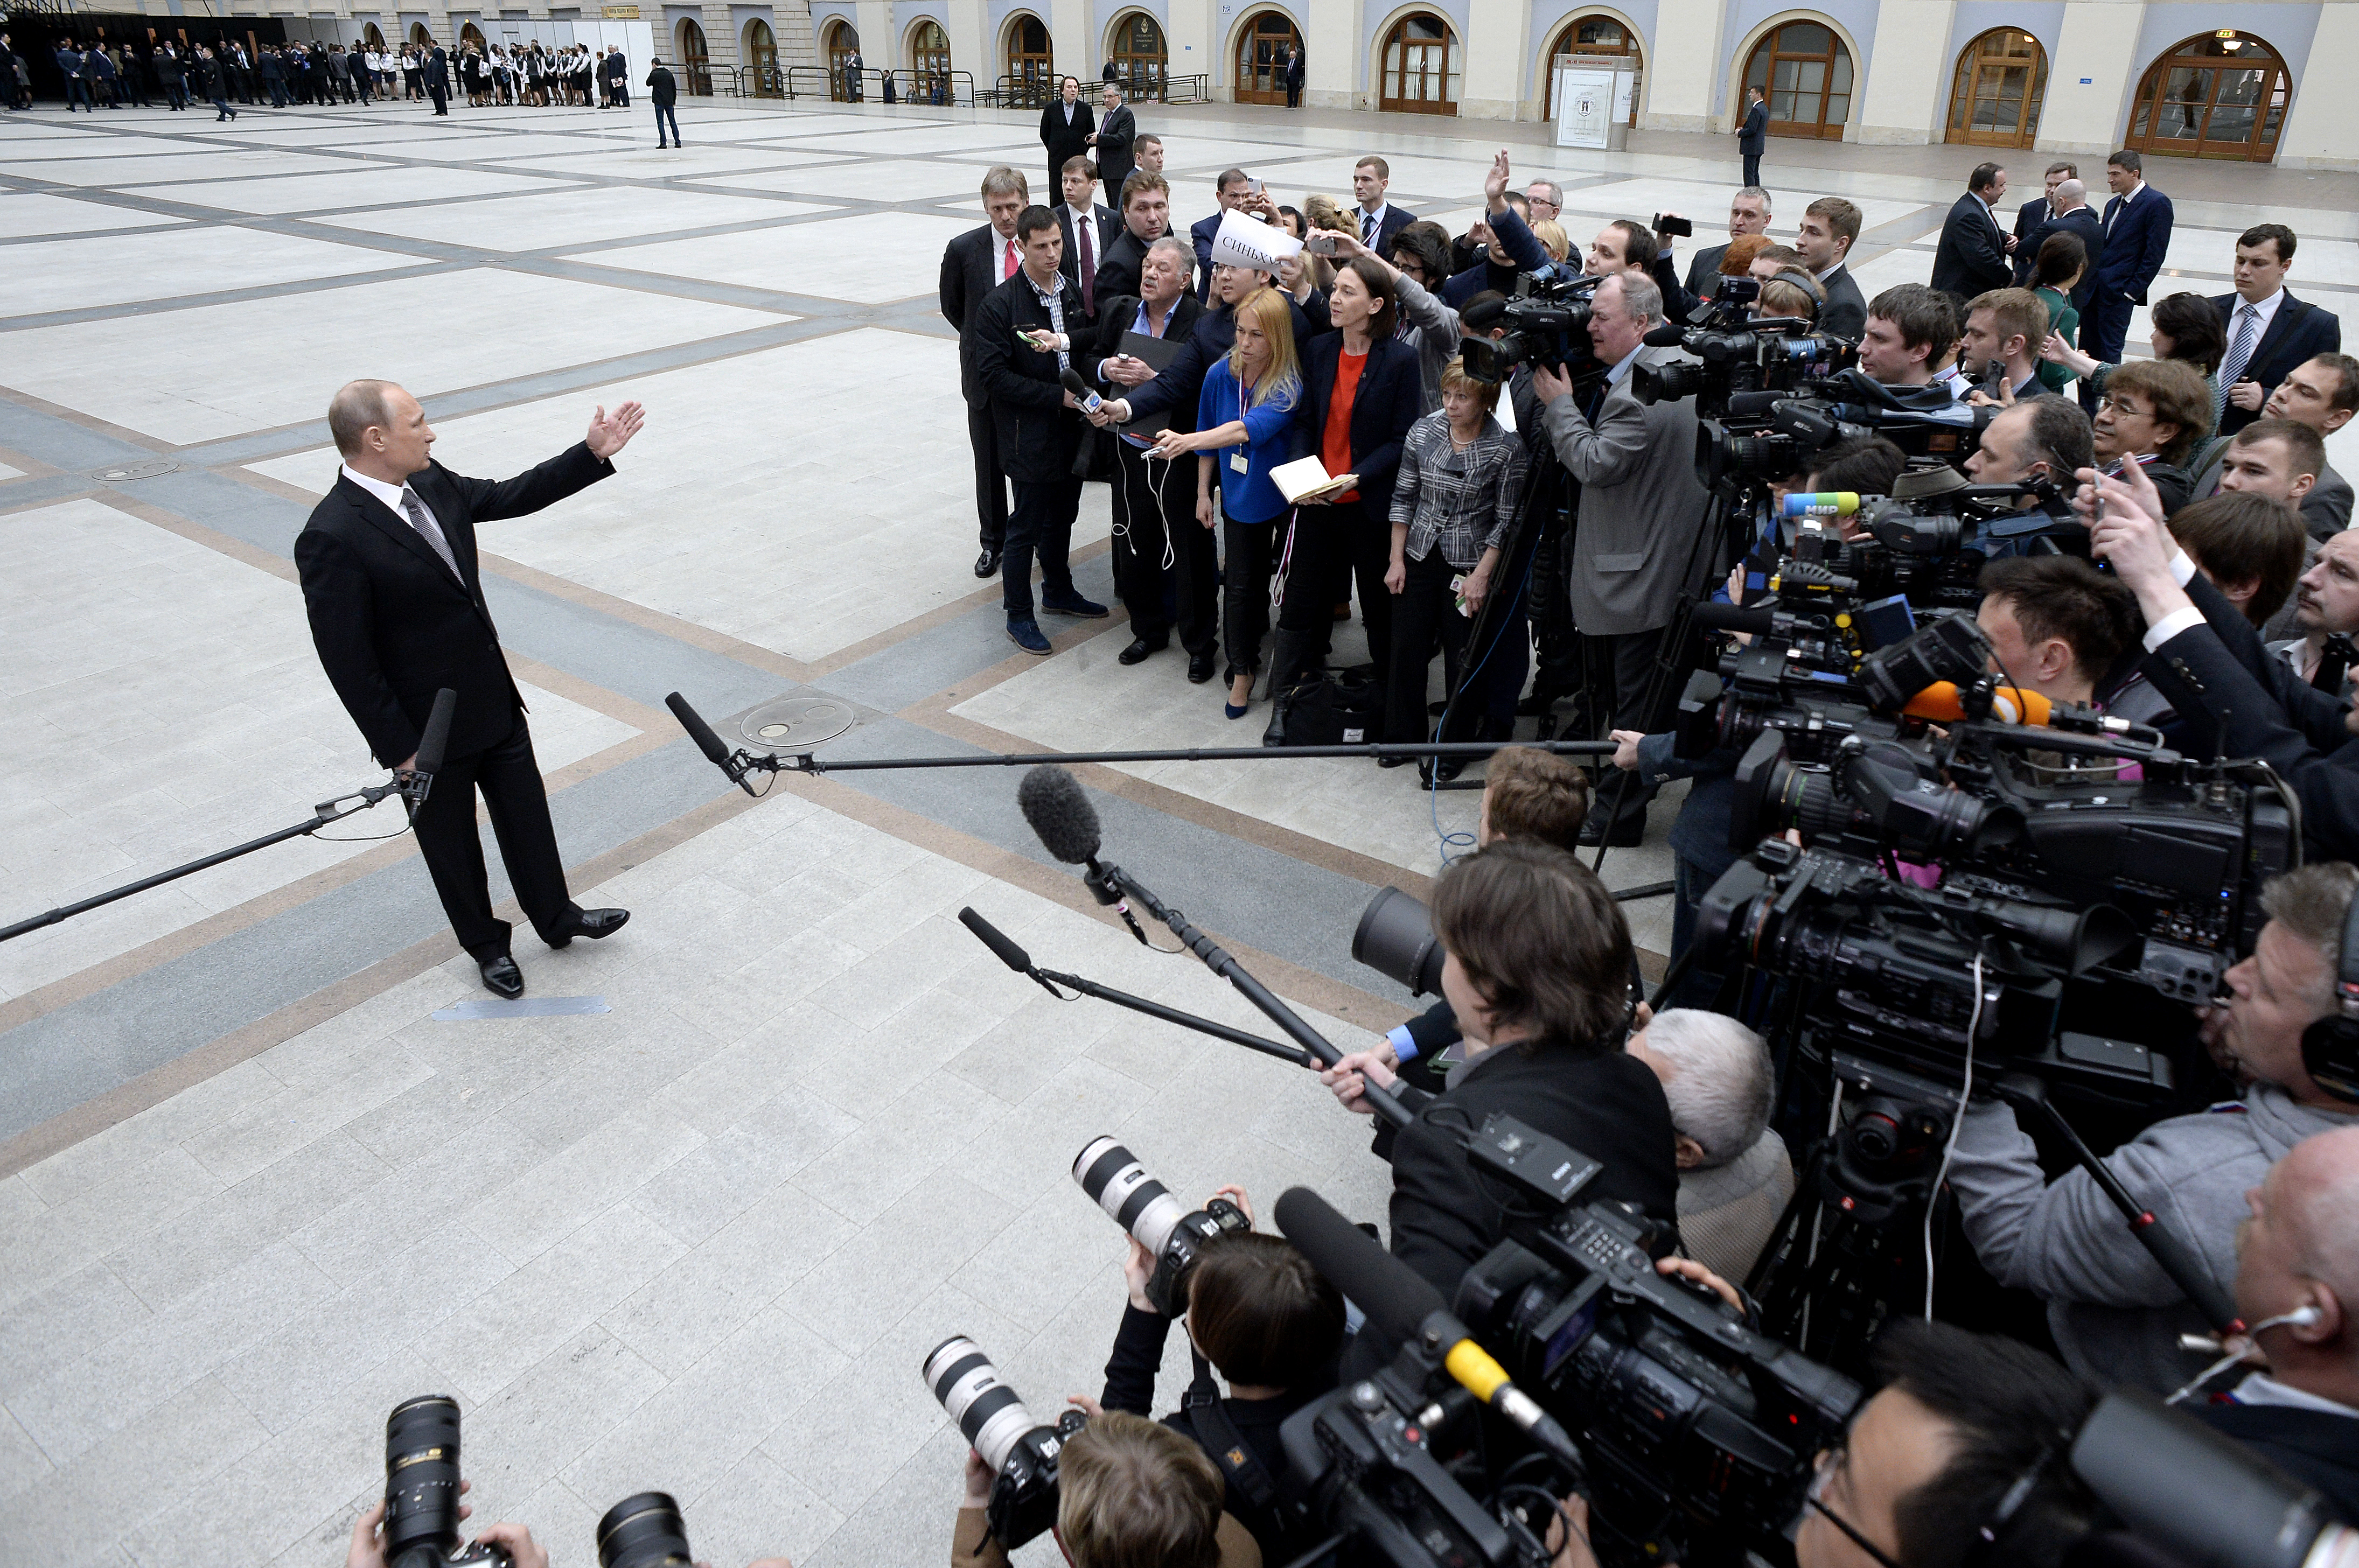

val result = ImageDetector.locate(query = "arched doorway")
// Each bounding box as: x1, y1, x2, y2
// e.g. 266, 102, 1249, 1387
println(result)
1543, 13, 1640, 125
1378, 12, 1457, 115
409, 22, 431, 47
743, 18, 779, 94
1110, 11, 1166, 102
458, 22, 486, 52
823, 20, 859, 101
909, 18, 952, 104
364, 22, 386, 50
1740, 18, 1853, 139
2126, 30, 2291, 162
1945, 27, 2046, 146
1006, 15, 1051, 103
1233, 9, 1299, 106
676, 17, 711, 95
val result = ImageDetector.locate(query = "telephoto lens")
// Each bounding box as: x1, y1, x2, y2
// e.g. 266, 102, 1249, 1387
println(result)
925, 1336, 1041, 1476
597, 1492, 692, 1568
383, 1396, 465, 1568
1352, 886, 1446, 996
1071, 1137, 1189, 1261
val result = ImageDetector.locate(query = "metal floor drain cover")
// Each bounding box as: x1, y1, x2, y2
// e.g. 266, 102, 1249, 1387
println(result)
90, 459, 179, 482
739, 695, 857, 750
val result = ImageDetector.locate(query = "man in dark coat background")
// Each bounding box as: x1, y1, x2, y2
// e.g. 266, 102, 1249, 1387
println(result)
940, 166, 1032, 579
1931, 160, 2014, 308
424, 38, 449, 114
1038, 76, 1093, 211
1089, 81, 1136, 206
295, 381, 640, 998
1736, 85, 1767, 188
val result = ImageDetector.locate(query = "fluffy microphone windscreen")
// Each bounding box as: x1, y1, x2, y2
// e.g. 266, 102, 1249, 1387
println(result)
1018, 764, 1101, 865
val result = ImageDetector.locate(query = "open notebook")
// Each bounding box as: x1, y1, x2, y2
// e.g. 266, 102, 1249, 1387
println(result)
1269, 454, 1360, 506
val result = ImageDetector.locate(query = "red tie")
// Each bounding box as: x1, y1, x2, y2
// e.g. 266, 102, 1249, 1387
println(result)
1003, 237, 1018, 280
1078, 213, 1095, 316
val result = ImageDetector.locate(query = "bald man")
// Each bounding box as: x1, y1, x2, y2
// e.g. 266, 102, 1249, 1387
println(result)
2194, 1124, 2359, 1517
295, 380, 643, 998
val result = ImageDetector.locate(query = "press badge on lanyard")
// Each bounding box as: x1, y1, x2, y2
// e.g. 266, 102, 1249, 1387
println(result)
1231, 451, 1250, 474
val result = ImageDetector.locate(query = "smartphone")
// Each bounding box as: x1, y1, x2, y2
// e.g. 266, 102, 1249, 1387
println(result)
1246, 178, 1264, 195
1304, 233, 1338, 255
1653, 213, 1694, 238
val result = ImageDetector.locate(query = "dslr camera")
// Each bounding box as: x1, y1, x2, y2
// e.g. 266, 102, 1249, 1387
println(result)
383, 1397, 510, 1568
924, 1336, 1087, 1549
1072, 1137, 1250, 1316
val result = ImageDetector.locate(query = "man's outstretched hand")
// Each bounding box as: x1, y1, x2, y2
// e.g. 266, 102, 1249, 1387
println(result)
587, 400, 646, 459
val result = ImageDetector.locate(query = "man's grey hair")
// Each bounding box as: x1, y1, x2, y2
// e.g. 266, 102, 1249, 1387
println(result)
1610, 270, 1664, 326
2261, 864, 2359, 1012
1643, 1009, 1774, 1166
2053, 178, 2086, 211
1103, 81, 1123, 100
1525, 179, 1564, 206
327, 379, 398, 458
1735, 185, 1772, 213
1146, 235, 1194, 275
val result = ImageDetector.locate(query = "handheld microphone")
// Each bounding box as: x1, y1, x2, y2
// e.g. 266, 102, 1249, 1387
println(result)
1783, 491, 1861, 519
1901, 681, 2054, 727
402, 688, 457, 808
1059, 367, 1104, 418
665, 691, 758, 796
1273, 1187, 1586, 1473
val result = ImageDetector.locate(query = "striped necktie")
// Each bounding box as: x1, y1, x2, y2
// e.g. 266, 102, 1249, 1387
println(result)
2216, 303, 2261, 422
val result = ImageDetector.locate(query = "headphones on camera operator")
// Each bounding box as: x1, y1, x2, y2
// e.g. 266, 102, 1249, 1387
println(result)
2299, 885, 2359, 1103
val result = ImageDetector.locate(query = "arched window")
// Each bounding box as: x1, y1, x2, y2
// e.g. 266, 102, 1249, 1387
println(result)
742, 18, 779, 94
1007, 15, 1051, 103
1233, 10, 1299, 106
1379, 12, 1457, 115
910, 18, 952, 104
1543, 13, 1639, 125
2127, 31, 2291, 163
823, 20, 859, 101
676, 17, 710, 95
1741, 19, 1852, 139
1945, 28, 2046, 146
1110, 12, 1166, 102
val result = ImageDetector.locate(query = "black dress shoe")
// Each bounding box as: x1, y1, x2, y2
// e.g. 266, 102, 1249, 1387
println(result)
1118, 635, 1167, 666
1417, 758, 1467, 787
478, 953, 525, 999
1377, 753, 1417, 769
974, 548, 1002, 579
1186, 651, 1216, 684
546, 907, 630, 948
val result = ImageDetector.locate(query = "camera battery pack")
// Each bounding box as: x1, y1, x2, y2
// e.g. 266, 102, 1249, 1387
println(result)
1469, 1114, 1600, 1206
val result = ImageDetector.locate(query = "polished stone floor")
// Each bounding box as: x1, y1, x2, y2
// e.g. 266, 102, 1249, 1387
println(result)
5, 92, 2357, 1568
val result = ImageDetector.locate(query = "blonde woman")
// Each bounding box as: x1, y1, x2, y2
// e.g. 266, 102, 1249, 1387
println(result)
1151, 285, 1303, 717
1529, 219, 1572, 264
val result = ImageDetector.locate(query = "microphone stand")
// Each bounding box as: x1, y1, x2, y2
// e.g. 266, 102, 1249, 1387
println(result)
0, 688, 458, 945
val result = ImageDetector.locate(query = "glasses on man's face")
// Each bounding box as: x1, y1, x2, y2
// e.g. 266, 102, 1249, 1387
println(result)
1805, 1447, 1906, 1568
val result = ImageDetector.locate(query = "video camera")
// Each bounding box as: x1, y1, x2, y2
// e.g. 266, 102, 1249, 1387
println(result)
923, 1336, 1087, 1549
1461, 268, 1601, 386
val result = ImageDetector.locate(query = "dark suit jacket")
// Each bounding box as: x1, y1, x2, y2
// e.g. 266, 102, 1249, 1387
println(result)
1039, 98, 1093, 177
2193, 1403, 2359, 1522
1817, 262, 1867, 338
2013, 197, 2053, 256
1931, 192, 2011, 303
1738, 101, 1767, 154
2210, 290, 2343, 437
1189, 211, 1223, 303
1055, 201, 1118, 310
2021, 206, 2104, 313
1381, 1044, 1680, 1304
294, 447, 612, 768
1357, 202, 1413, 257
1094, 102, 1136, 200
1077, 291, 1204, 387
425, 47, 448, 89
1118, 293, 1319, 432
1092, 224, 1162, 306
971, 270, 1089, 482
2097, 186, 2174, 304
1288, 333, 1422, 529
1685, 241, 1732, 297
940, 222, 1013, 404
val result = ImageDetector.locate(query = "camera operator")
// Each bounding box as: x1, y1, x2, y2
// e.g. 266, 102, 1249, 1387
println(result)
1625, 1009, 1795, 1280
1320, 842, 1680, 1304
1530, 271, 1710, 846
1095, 1209, 1344, 1559
954, 1409, 1255, 1568
1962, 399, 2095, 546
1858, 284, 1962, 391
2193, 1123, 2359, 1518
2166, 492, 2306, 631
1976, 551, 2177, 737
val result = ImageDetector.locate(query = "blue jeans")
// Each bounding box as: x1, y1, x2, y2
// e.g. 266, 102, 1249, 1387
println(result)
653, 101, 679, 142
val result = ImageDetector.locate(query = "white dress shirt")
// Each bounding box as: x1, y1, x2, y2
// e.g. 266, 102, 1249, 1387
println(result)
2230, 286, 2286, 347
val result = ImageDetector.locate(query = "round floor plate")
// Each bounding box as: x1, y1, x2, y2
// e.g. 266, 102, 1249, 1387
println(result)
738, 695, 857, 751
90, 458, 179, 482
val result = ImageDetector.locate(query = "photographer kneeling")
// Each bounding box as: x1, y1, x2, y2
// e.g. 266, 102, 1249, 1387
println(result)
1322, 841, 1679, 1303
955, 1409, 1255, 1568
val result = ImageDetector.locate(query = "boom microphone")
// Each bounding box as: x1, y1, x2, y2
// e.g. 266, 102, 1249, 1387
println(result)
666, 690, 735, 769
413, 689, 457, 776
1460, 296, 1511, 331
1689, 601, 1779, 638
1018, 764, 1102, 865
958, 906, 1037, 977
1642, 320, 1688, 347
1273, 1187, 1586, 1471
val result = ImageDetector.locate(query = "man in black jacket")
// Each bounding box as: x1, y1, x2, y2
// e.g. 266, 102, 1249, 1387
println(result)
1038, 76, 1092, 211
1797, 196, 1867, 338
2017, 177, 2104, 315
1089, 81, 1136, 209
2193, 1123, 2359, 1521
2214, 224, 2344, 440
1932, 161, 2014, 308
646, 59, 678, 146
971, 206, 1110, 656
1318, 842, 1680, 1306
939, 166, 1030, 578
1092, 170, 1170, 306
425, 40, 449, 114
295, 381, 639, 998
1736, 85, 1767, 188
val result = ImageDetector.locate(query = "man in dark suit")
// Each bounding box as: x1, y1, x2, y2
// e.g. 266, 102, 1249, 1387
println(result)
1931, 161, 2014, 307
2009, 159, 2076, 283
424, 39, 449, 114
939, 166, 1031, 579
2017, 177, 2103, 315
1088, 82, 1135, 212
2086, 149, 2174, 394
1283, 45, 1304, 108
2213, 223, 2343, 439
1081, 237, 1209, 674
296, 381, 638, 998
1350, 156, 1412, 256
1736, 85, 1767, 188
1189, 169, 1251, 303
972, 206, 1110, 655
1683, 185, 1770, 297
1797, 196, 1867, 338
1093, 170, 1170, 306
1038, 76, 1092, 210
1054, 156, 1118, 325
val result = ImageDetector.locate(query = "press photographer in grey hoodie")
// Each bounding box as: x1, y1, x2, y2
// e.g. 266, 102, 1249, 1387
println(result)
1947, 863, 2359, 1394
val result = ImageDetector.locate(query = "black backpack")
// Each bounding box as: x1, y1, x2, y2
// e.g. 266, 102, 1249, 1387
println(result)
1269, 665, 1384, 747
